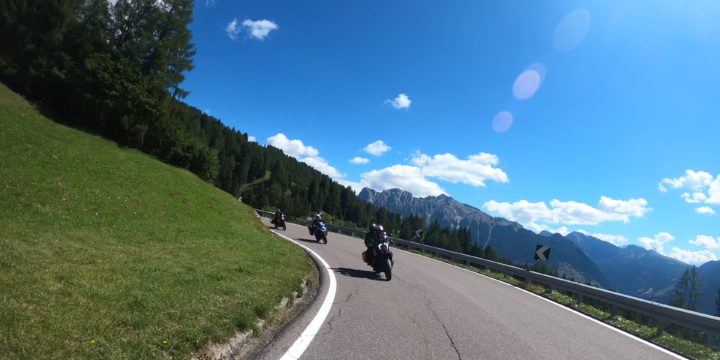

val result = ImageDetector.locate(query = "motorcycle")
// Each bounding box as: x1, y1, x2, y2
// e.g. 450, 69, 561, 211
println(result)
363, 235, 394, 281
271, 213, 287, 230
309, 220, 328, 244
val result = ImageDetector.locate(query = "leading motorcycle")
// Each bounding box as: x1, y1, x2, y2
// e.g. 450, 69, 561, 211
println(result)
363, 235, 394, 281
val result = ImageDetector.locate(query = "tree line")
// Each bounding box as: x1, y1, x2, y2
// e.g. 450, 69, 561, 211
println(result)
669, 266, 720, 317
1, 0, 221, 179
0, 0, 416, 230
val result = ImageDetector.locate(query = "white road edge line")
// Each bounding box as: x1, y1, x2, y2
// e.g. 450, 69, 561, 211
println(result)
273, 230, 337, 360
400, 248, 687, 359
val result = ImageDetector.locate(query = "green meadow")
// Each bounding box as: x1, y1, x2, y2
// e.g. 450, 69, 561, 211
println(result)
0, 83, 313, 359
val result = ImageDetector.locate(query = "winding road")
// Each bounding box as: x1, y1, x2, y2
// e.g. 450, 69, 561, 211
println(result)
257, 219, 684, 360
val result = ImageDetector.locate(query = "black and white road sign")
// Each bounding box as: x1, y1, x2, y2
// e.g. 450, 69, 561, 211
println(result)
412, 229, 423, 240
534, 244, 551, 262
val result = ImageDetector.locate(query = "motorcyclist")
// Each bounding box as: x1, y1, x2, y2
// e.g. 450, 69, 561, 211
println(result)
308, 211, 322, 235
272, 209, 283, 224
363, 223, 385, 266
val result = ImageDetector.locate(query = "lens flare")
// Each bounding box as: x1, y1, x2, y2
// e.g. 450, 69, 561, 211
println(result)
492, 111, 513, 133
513, 70, 541, 100
553, 9, 591, 52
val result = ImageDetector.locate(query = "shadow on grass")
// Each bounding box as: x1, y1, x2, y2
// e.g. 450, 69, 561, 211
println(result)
333, 267, 381, 280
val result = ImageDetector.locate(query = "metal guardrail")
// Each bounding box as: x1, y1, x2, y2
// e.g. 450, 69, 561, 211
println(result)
256, 209, 720, 337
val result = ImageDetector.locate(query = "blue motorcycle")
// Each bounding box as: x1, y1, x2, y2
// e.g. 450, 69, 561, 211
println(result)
309, 220, 328, 244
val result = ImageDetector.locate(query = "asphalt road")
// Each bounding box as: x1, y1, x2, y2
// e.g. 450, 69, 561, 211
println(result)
257, 219, 683, 360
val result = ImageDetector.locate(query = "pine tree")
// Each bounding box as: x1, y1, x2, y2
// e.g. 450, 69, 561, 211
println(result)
687, 266, 701, 311
670, 267, 702, 311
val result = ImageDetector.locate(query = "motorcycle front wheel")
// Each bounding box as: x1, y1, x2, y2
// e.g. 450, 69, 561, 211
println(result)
384, 259, 392, 281
322, 234, 328, 244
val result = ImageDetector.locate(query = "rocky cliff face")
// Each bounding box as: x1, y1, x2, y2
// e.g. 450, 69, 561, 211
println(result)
358, 187, 518, 245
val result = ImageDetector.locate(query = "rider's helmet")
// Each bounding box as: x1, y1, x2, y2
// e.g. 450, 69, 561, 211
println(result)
372, 224, 385, 239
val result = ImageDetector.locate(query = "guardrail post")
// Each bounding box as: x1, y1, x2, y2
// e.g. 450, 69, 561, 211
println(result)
609, 304, 617, 318
656, 321, 667, 337
709, 334, 720, 351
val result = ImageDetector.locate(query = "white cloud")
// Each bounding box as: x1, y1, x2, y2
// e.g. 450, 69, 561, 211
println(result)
227, 18, 278, 40
637, 233, 719, 265
206, 0, 216, 7
247, 135, 257, 142
387, 93, 411, 109
528, 223, 570, 236
662, 170, 714, 191
638, 232, 675, 254
598, 196, 651, 218
483, 196, 650, 227
242, 19, 278, 40
336, 179, 364, 193
689, 235, 720, 251
266, 133, 341, 178
226, 18, 241, 40
658, 183, 668, 193
695, 206, 716, 215
412, 152, 508, 188
267, 133, 318, 158
710, 179, 720, 204
667, 247, 718, 266
660, 170, 720, 205
682, 192, 707, 204
360, 165, 446, 198
349, 157, 370, 164
302, 156, 342, 179
364, 140, 391, 156
355, 150, 508, 197
591, 233, 629, 246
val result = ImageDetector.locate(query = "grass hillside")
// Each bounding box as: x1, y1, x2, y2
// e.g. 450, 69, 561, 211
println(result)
0, 83, 313, 359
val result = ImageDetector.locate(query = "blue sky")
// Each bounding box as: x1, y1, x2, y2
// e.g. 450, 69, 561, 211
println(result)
182, 0, 720, 265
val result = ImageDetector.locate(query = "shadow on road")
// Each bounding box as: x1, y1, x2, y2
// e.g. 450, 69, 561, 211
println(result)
295, 238, 323, 244
333, 267, 381, 280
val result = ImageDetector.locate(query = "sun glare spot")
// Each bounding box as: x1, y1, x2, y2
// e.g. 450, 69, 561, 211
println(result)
553, 9, 591, 52
492, 111, 513, 133
513, 69, 542, 100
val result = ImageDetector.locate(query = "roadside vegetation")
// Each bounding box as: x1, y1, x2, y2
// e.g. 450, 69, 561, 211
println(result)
0, 83, 314, 359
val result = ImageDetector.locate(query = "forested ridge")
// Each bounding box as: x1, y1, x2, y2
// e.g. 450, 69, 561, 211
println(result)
0, 0, 403, 227
1, 0, 510, 261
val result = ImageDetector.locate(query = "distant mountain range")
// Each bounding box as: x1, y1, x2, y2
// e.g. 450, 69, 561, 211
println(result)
358, 188, 610, 287
359, 187, 720, 316
565, 232, 686, 301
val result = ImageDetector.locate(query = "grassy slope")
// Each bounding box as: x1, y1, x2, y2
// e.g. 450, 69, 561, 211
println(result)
0, 83, 313, 359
